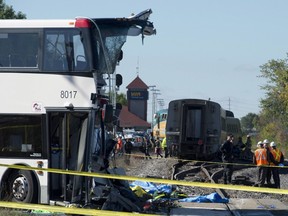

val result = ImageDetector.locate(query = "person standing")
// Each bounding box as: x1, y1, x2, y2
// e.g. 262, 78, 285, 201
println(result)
234, 136, 245, 158
269, 141, 284, 188
155, 138, 163, 158
143, 137, 152, 159
263, 139, 274, 185
161, 137, 168, 158
116, 136, 123, 156
245, 135, 252, 150
220, 134, 234, 184
253, 141, 269, 187
124, 138, 133, 165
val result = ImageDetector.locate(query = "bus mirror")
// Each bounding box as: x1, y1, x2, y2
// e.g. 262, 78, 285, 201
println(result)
102, 104, 113, 123
117, 50, 123, 63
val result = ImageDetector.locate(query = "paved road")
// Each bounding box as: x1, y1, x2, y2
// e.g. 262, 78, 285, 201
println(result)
170, 199, 288, 216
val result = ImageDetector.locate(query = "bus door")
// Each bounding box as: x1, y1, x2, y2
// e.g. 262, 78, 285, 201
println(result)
46, 109, 94, 203
180, 104, 204, 159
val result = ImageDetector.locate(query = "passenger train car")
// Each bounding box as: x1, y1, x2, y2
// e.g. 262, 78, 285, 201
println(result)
152, 109, 168, 141
166, 99, 241, 160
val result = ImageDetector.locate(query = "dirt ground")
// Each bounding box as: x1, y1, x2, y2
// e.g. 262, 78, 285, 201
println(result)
111, 151, 288, 204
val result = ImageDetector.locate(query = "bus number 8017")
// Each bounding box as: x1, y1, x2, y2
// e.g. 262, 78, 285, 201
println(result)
60, 90, 77, 99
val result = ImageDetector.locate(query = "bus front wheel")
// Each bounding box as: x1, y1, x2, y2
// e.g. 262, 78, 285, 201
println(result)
8, 170, 37, 203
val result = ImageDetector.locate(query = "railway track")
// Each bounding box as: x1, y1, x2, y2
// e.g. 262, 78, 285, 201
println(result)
171, 159, 257, 198
172, 161, 227, 198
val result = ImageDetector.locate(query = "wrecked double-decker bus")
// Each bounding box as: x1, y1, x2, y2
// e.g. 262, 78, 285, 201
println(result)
0, 9, 155, 212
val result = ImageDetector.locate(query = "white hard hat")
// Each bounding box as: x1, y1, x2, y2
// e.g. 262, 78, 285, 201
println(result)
257, 141, 263, 146
263, 139, 270, 144
270, 141, 276, 147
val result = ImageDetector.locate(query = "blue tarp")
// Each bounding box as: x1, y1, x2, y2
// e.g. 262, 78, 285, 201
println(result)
130, 181, 172, 194
130, 181, 229, 203
178, 192, 229, 203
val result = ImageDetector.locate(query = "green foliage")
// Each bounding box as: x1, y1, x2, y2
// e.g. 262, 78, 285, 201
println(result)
240, 113, 258, 134
116, 92, 127, 106
259, 56, 288, 125
257, 54, 288, 155
0, 0, 26, 19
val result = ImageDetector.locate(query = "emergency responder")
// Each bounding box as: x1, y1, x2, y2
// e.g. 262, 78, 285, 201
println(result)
220, 134, 234, 184
234, 137, 245, 158
245, 135, 252, 150
161, 137, 168, 158
253, 141, 269, 187
263, 139, 274, 185
269, 141, 284, 188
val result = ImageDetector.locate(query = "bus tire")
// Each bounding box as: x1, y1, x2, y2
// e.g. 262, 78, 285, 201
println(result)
8, 170, 37, 203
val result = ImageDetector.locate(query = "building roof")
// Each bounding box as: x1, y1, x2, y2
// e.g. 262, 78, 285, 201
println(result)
126, 76, 149, 89
119, 105, 150, 128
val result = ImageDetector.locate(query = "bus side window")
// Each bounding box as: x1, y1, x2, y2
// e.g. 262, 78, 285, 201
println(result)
26, 54, 38, 67
0, 55, 9, 67
9, 134, 22, 152
10, 54, 25, 67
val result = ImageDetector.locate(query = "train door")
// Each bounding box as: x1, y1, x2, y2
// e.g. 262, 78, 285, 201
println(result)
180, 104, 205, 159
46, 109, 94, 203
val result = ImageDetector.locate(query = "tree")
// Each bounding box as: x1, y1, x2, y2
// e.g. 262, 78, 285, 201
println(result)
116, 92, 127, 106
0, 0, 26, 19
259, 55, 288, 125
257, 54, 288, 152
240, 113, 258, 134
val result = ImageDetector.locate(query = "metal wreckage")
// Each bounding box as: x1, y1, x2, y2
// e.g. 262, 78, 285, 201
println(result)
57, 9, 157, 212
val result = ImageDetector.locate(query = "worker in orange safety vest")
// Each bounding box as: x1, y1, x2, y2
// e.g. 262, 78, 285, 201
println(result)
253, 141, 269, 187
268, 141, 284, 188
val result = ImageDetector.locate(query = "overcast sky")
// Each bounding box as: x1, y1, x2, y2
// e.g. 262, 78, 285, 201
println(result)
7, 0, 288, 119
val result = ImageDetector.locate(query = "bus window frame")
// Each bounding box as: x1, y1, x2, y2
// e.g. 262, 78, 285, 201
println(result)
0, 28, 41, 72
0, 27, 95, 76
0, 113, 46, 158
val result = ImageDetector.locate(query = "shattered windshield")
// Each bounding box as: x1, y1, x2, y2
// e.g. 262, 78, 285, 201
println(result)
90, 9, 156, 75
92, 24, 128, 75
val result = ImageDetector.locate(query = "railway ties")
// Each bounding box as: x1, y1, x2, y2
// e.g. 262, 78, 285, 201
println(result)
172, 160, 255, 195
200, 163, 227, 198
171, 161, 288, 215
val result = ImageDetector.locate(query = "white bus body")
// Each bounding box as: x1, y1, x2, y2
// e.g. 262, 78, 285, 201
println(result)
2, 73, 95, 114
0, 11, 155, 208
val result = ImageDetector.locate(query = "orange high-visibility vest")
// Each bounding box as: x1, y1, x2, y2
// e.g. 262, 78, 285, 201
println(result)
270, 148, 282, 165
254, 148, 268, 166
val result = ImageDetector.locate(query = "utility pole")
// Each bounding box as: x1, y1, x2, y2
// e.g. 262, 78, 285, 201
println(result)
153, 90, 161, 112
157, 98, 165, 110
148, 85, 156, 127
148, 85, 160, 131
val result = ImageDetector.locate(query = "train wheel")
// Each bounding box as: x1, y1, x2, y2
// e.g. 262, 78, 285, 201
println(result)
7, 170, 37, 203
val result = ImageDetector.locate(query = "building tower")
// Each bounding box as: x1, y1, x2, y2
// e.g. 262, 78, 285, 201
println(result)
126, 75, 148, 121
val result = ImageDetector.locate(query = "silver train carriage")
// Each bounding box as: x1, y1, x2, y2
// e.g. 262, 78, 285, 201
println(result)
166, 99, 241, 160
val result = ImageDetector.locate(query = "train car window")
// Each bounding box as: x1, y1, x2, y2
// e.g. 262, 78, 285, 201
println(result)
185, 108, 202, 139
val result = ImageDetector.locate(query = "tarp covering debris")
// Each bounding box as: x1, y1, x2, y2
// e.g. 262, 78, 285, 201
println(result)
130, 181, 229, 204
178, 192, 229, 203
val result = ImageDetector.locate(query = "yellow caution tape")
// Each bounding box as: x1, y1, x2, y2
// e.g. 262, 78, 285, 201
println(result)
0, 201, 156, 216
0, 162, 287, 195
0, 156, 287, 214
123, 153, 287, 169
